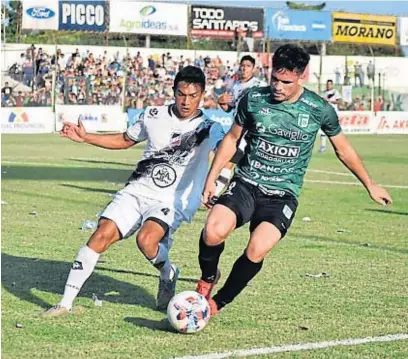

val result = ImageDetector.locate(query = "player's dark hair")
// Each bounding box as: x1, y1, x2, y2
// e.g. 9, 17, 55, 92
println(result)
327, 79, 333, 84
240, 55, 255, 66
174, 65, 206, 91
272, 44, 310, 75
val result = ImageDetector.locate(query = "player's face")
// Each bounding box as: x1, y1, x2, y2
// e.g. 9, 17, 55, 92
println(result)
240, 61, 254, 80
326, 81, 333, 90
174, 82, 203, 119
270, 68, 302, 102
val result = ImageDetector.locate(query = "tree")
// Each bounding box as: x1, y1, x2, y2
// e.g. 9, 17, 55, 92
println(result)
286, 1, 326, 10
1, 1, 22, 42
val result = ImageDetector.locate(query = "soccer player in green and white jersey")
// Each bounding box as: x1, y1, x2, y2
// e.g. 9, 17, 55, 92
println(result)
195, 44, 393, 317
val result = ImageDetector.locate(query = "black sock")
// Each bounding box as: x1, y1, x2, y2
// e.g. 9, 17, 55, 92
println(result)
198, 230, 224, 283
213, 252, 263, 309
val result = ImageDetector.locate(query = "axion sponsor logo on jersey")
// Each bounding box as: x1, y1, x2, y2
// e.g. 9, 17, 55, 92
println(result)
257, 139, 300, 158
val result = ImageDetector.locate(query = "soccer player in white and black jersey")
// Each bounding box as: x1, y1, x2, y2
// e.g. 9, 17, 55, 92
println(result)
43, 66, 226, 317
215, 55, 267, 196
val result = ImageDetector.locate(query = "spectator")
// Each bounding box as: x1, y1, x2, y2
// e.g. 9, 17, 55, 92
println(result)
374, 96, 384, 112
367, 61, 375, 83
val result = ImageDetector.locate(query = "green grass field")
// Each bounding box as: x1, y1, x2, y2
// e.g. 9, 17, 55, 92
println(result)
2, 134, 408, 359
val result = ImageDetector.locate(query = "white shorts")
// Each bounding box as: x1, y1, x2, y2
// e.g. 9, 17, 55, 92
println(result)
100, 185, 184, 250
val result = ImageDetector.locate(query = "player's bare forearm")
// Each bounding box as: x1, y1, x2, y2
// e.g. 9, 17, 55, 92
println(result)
83, 133, 136, 150
334, 140, 393, 206
207, 132, 239, 183
331, 134, 373, 188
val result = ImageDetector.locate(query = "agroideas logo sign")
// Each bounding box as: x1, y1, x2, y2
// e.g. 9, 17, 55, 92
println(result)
119, 4, 179, 32
140, 5, 156, 16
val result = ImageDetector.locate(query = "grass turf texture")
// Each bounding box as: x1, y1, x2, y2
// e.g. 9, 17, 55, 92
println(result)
2, 134, 407, 359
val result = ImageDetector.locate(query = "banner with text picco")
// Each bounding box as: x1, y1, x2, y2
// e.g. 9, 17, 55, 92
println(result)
332, 12, 396, 46
58, 1, 106, 31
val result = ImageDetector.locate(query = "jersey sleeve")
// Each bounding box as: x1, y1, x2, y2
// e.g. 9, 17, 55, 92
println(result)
209, 121, 226, 150
320, 103, 342, 137
234, 93, 251, 128
126, 111, 148, 142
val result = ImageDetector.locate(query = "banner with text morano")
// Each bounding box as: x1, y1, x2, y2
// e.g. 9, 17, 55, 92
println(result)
332, 12, 397, 46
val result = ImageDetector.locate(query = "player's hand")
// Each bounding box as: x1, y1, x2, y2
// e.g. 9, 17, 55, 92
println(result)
60, 119, 87, 143
202, 179, 217, 209
367, 183, 393, 206
218, 92, 233, 105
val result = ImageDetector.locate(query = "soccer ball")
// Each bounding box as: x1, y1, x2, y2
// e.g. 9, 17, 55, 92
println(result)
167, 291, 210, 333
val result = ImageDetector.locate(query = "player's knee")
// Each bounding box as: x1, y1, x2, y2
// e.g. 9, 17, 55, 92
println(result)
204, 220, 230, 246
136, 231, 157, 258
245, 246, 267, 263
88, 226, 118, 253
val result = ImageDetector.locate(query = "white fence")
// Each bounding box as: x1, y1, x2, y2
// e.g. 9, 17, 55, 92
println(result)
2, 106, 408, 135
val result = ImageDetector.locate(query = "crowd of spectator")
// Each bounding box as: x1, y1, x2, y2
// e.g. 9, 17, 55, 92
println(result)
1, 44, 400, 112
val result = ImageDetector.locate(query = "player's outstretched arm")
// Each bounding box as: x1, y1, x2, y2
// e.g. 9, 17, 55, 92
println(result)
60, 119, 136, 150
202, 123, 243, 207
218, 92, 233, 112
329, 132, 393, 206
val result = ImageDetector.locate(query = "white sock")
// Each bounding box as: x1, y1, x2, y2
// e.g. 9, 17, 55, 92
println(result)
149, 243, 173, 280
215, 168, 233, 197
321, 134, 327, 147
59, 245, 100, 310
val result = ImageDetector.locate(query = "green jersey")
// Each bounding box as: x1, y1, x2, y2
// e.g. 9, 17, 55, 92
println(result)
235, 86, 342, 198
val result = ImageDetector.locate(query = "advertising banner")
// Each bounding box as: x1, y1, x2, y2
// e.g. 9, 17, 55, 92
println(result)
265, 9, 331, 41
110, 2, 188, 36
58, 1, 106, 31
56, 105, 127, 132
400, 17, 408, 46
332, 12, 397, 46
376, 112, 408, 134
1, 107, 55, 134
338, 111, 376, 134
22, 0, 59, 30
190, 5, 264, 38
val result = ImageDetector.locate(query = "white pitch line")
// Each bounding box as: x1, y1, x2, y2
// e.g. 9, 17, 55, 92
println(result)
308, 169, 354, 177
305, 179, 408, 189
172, 333, 408, 359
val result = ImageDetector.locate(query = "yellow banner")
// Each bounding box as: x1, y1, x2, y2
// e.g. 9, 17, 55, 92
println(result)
332, 12, 396, 46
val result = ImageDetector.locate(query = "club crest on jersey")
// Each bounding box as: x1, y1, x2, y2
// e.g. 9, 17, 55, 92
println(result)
298, 114, 309, 128
152, 164, 177, 188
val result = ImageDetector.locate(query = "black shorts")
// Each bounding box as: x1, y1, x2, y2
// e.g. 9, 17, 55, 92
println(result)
216, 177, 298, 238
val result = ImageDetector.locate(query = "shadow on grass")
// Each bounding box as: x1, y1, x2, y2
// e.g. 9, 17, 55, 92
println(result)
1, 253, 156, 310
2, 165, 131, 182
96, 266, 197, 284
61, 184, 118, 195
68, 158, 134, 167
124, 317, 175, 333
290, 233, 408, 255
365, 208, 408, 216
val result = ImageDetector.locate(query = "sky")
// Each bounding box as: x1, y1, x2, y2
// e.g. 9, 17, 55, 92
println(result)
167, 0, 408, 16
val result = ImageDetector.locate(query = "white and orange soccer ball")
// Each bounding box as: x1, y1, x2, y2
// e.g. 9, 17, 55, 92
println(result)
167, 291, 210, 334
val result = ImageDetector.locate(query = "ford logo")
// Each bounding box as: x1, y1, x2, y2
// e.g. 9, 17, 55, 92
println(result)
26, 7, 55, 19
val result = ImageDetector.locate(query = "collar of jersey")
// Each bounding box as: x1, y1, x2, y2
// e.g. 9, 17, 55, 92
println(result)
169, 104, 203, 122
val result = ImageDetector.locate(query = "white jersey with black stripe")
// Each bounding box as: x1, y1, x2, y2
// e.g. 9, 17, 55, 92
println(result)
126, 105, 225, 221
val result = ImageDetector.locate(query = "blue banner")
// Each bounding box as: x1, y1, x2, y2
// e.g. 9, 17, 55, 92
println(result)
265, 9, 331, 41
59, 1, 106, 31
127, 108, 233, 131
